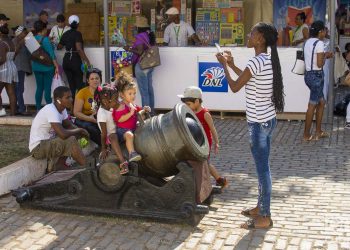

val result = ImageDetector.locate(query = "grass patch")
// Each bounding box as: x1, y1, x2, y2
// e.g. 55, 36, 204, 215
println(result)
0, 125, 30, 168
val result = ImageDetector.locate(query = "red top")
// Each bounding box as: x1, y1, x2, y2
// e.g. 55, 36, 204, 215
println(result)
196, 108, 212, 148
112, 103, 142, 130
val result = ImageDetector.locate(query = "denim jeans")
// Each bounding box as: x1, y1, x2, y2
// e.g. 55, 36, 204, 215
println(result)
247, 117, 277, 216
304, 70, 324, 105
135, 63, 154, 110
15, 71, 26, 113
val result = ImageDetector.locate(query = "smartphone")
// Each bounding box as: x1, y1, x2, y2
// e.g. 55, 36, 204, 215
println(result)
215, 43, 223, 54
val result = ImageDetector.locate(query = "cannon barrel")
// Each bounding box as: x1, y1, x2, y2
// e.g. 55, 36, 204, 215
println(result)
134, 103, 209, 177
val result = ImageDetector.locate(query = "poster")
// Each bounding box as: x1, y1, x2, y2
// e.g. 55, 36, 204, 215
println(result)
112, 1, 132, 16
132, 0, 141, 15
23, 0, 64, 29
273, 0, 326, 30
198, 62, 228, 93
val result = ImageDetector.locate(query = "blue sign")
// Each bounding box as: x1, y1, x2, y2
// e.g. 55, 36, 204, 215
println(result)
198, 62, 228, 92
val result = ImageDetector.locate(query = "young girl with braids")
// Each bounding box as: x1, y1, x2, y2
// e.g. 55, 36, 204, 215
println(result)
113, 72, 151, 162
96, 84, 129, 175
216, 22, 284, 229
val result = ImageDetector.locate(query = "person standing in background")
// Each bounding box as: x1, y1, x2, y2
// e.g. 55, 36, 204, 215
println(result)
49, 14, 70, 49
13, 26, 32, 116
0, 18, 18, 116
163, 7, 202, 47
58, 15, 91, 100
32, 20, 59, 111
291, 12, 309, 48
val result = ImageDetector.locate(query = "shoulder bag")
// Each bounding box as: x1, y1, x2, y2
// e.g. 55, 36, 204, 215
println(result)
30, 36, 53, 66
291, 40, 319, 75
139, 35, 161, 70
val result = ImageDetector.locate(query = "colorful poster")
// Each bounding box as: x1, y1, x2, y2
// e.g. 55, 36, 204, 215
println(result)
23, 0, 64, 29
273, 0, 326, 30
198, 62, 228, 93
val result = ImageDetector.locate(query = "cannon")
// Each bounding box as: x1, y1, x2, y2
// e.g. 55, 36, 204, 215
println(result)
12, 104, 219, 225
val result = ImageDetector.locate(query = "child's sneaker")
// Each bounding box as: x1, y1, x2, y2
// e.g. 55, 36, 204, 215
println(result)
345, 122, 350, 129
129, 151, 142, 162
119, 161, 129, 175
216, 177, 228, 189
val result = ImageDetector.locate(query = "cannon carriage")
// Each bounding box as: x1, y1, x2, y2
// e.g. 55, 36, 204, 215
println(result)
13, 104, 220, 225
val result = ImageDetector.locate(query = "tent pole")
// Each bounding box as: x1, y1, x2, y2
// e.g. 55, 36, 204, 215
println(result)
103, 0, 110, 81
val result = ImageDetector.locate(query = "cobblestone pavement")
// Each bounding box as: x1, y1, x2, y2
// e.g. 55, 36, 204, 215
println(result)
0, 116, 350, 250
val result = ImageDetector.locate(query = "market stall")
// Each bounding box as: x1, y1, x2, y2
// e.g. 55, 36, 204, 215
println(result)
0, 0, 336, 119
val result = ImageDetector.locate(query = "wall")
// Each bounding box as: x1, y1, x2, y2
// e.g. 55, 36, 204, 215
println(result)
0, 0, 24, 27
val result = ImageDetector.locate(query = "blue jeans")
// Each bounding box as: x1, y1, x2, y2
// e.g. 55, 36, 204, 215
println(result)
304, 70, 324, 105
34, 70, 54, 110
15, 71, 25, 113
247, 117, 277, 217
135, 63, 154, 110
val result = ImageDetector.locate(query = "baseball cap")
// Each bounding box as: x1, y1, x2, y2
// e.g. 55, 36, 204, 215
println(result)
68, 15, 79, 25
0, 14, 10, 21
165, 7, 180, 15
177, 86, 202, 99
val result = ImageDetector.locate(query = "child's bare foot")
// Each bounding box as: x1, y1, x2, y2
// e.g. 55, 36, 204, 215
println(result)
241, 206, 259, 217
240, 215, 273, 230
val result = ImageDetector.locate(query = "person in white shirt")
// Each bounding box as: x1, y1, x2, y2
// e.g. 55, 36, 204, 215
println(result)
163, 7, 201, 47
29, 86, 89, 172
216, 23, 285, 230
49, 14, 70, 48
303, 21, 333, 141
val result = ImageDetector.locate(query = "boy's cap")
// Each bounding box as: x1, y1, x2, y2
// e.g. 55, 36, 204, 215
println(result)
177, 86, 202, 99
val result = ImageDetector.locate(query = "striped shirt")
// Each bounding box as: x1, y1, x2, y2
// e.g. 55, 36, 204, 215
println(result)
245, 53, 276, 123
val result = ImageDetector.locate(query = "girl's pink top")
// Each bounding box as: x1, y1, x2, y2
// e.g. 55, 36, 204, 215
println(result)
112, 104, 141, 130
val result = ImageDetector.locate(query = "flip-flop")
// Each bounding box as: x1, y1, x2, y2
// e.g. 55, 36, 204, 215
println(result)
241, 208, 258, 218
302, 135, 314, 142
314, 131, 329, 141
240, 218, 273, 230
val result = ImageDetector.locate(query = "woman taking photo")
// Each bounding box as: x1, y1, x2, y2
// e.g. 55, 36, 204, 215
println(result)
124, 16, 156, 112
291, 12, 309, 47
58, 15, 90, 99
0, 21, 17, 116
32, 20, 59, 111
303, 21, 333, 141
73, 68, 101, 146
216, 23, 284, 229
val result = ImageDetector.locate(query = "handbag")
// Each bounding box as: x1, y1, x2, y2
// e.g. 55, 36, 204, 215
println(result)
291, 50, 305, 75
139, 36, 161, 70
291, 40, 319, 75
30, 36, 53, 66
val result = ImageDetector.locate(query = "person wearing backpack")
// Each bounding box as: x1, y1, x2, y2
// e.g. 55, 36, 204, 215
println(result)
32, 20, 59, 112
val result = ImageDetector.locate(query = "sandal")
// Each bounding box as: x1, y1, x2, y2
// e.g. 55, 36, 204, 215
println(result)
240, 217, 273, 230
119, 161, 129, 175
302, 135, 314, 142
314, 131, 329, 141
241, 208, 259, 218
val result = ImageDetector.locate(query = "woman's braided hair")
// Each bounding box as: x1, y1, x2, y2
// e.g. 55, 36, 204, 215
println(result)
256, 23, 285, 112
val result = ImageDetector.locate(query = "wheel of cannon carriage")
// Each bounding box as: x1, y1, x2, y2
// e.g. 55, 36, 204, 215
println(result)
94, 162, 126, 192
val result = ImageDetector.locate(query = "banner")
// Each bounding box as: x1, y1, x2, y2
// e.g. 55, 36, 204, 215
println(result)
198, 62, 228, 92
273, 0, 326, 30
24, 0, 64, 29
